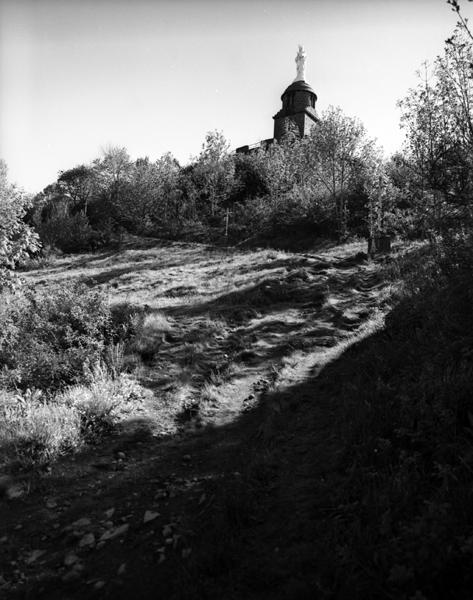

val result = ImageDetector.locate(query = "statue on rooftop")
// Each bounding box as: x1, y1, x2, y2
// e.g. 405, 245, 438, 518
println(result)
294, 45, 306, 82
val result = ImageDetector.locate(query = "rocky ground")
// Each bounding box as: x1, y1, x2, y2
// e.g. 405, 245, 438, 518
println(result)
0, 238, 396, 599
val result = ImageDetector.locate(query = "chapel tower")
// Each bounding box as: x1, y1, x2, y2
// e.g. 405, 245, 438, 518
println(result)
273, 45, 318, 142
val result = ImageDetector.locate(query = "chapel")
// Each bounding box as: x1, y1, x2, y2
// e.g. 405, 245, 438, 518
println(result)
236, 46, 318, 153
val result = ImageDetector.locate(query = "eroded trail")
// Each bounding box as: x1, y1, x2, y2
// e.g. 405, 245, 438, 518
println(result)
0, 240, 394, 599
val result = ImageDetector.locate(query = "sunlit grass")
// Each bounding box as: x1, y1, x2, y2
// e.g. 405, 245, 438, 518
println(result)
0, 365, 144, 469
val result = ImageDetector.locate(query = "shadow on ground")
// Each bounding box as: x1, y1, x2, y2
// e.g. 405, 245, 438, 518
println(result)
0, 320, 394, 600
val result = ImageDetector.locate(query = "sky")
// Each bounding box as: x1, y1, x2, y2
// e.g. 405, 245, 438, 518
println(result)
1, 0, 473, 193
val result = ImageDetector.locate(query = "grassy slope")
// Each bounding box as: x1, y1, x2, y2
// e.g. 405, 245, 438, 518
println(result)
3, 237, 467, 599
23, 238, 388, 437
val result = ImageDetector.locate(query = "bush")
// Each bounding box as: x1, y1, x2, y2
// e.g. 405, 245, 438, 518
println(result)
0, 390, 81, 468
0, 364, 144, 469
0, 283, 136, 391
59, 363, 143, 443
34, 210, 101, 253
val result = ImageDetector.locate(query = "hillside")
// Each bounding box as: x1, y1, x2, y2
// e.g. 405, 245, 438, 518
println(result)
1, 236, 472, 600
0, 238, 394, 597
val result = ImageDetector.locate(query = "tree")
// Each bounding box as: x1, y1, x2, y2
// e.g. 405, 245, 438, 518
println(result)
302, 107, 379, 238
89, 147, 133, 234
57, 165, 96, 215
192, 131, 234, 219
0, 160, 40, 290
398, 23, 473, 234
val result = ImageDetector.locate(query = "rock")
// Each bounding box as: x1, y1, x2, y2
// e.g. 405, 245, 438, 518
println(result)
143, 510, 160, 524
6, 484, 24, 500
94, 581, 105, 590
62, 569, 81, 583
71, 517, 91, 530
162, 524, 173, 537
117, 563, 126, 575
103, 520, 114, 529
182, 454, 192, 463
25, 549, 45, 564
198, 493, 206, 505
0, 535, 8, 543
96, 541, 106, 550
78, 533, 95, 548
64, 553, 79, 567
104, 508, 115, 519
182, 548, 192, 559
117, 452, 126, 460
0, 476, 14, 499
45, 499, 57, 509
155, 490, 167, 500
100, 524, 129, 542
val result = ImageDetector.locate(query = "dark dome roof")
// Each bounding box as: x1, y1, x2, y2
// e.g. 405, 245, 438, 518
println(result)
282, 79, 316, 98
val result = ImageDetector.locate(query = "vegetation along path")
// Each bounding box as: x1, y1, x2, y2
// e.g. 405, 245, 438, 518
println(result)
0, 238, 396, 599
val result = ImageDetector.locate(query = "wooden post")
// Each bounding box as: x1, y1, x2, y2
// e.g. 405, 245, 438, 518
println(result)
225, 208, 229, 242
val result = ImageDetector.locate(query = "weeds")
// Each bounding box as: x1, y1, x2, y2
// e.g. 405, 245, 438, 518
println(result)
0, 391, 82, 468
0, 283, 138, 391
130, 311, 172, 363
0, 364, 144, 469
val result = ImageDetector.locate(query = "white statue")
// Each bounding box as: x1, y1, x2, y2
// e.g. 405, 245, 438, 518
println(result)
294, 45, 306, 82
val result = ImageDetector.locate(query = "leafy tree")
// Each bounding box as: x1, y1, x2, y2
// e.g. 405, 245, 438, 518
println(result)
302, 106, 379, 238
192, 131, 234, 219
398, 23, 473, 235
0, 160, 40, 289
89, 146, 133, 234
57, 165, 96, 215
151, 153, 182, 229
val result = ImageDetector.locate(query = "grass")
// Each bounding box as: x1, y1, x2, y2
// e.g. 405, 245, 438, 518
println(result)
0, 391, 82, 468
130, 311, 173, 363
17, 236, 394, 439
0, 363, 145, 470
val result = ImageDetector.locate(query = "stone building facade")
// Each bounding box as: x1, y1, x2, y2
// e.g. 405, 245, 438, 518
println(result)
273, 79, 318, 141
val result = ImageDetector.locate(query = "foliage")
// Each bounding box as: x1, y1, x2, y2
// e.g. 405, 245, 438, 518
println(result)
0, 160, 40, 290
302, 106, 380, 238
35, 207, 100, 252
396, 23, 473, 236
0, 391, 82, 467
57, 164, 96, 215
31, 115, 380, 250
0, 283, 135, 391
60, 363, 142, 444
0, 364, 143, 468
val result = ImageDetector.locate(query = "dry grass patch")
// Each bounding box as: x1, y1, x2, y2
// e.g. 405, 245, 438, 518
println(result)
0, 391, 82, 468
0, 365, 145, 470
130, 311, 173, 363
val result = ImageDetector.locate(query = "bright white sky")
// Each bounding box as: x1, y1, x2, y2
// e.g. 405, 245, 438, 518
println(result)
1, 0, 472, 193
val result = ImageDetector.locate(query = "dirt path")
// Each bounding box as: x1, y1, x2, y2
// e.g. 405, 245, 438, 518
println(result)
0, 240, 393, 599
